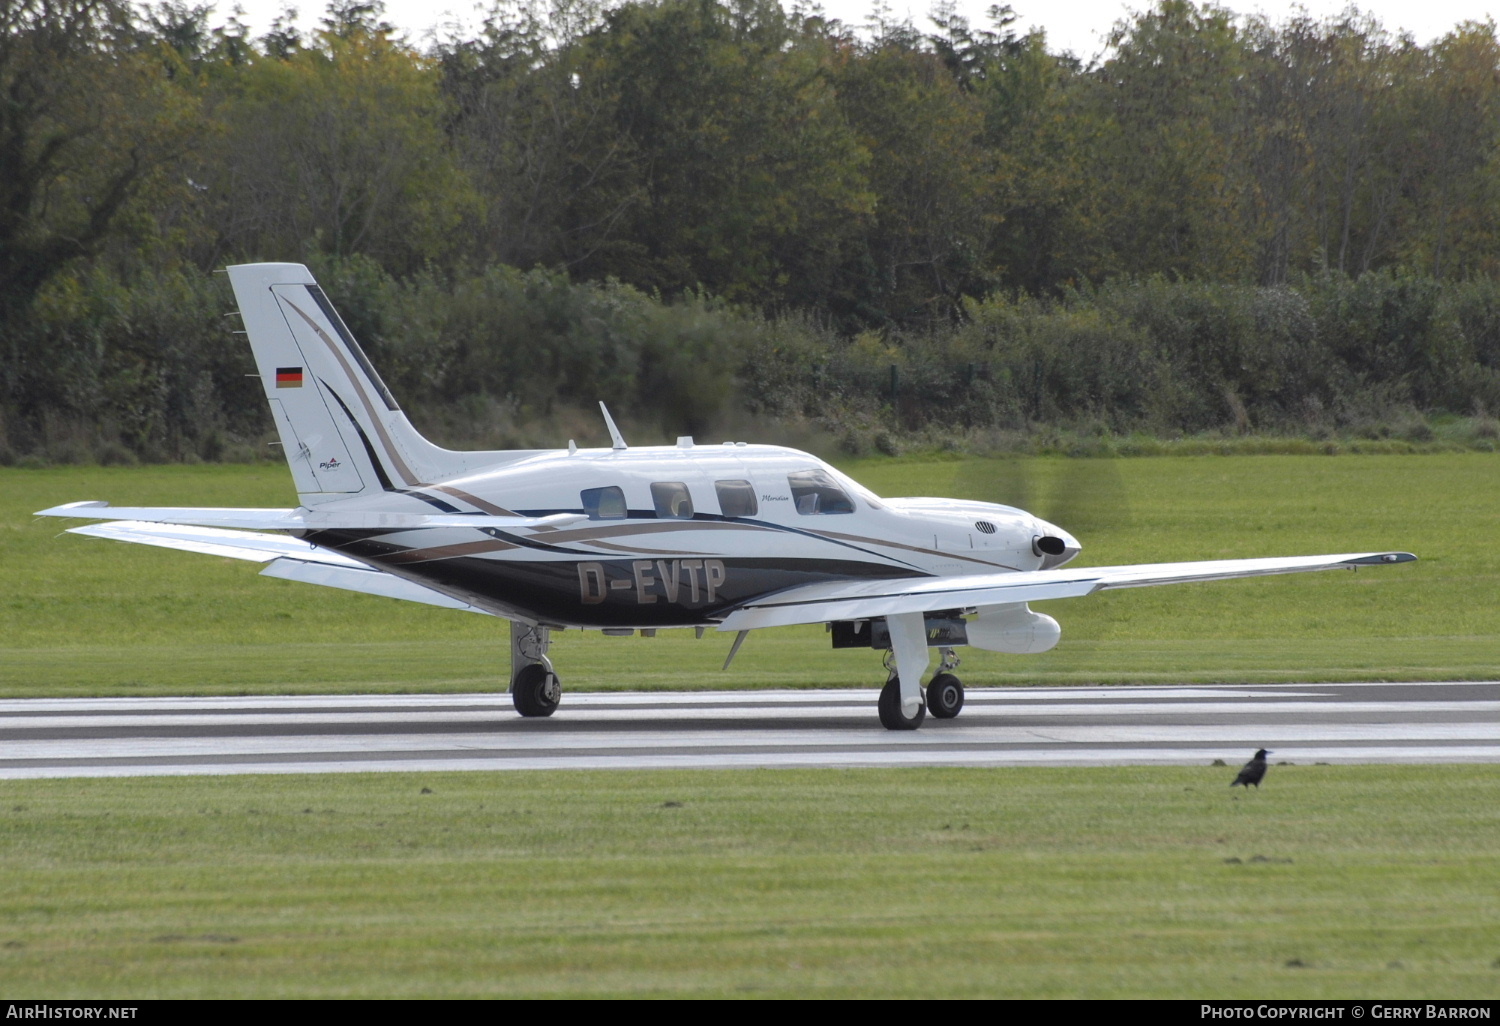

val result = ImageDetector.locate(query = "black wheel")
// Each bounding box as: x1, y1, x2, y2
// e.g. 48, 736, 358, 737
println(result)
512, 663, 561, 717
878, 676, 926, 730
927, 673, 964, 719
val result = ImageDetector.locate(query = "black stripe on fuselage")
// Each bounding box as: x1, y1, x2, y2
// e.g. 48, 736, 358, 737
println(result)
342, 552, 929, 628
396, 488, 463, 514
302, 525, 611, 560
309, 512, 932, 568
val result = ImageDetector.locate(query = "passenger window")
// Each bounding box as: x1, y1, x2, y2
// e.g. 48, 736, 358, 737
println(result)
581, 486, 627, 520
714, 479, 757, 518
651, 481, 694, 520
788, 469, 854, 515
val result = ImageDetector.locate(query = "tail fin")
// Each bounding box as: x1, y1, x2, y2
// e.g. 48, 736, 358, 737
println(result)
227, 263, 532, 507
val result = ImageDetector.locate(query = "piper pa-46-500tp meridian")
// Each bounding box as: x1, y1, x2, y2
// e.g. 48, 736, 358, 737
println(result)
38, 263, 1417, 729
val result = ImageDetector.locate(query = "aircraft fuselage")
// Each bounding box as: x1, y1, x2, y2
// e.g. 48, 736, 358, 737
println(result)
300, 443, 1077, 630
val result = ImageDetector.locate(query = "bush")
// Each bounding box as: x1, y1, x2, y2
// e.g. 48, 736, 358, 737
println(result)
5, 259, 1500, 461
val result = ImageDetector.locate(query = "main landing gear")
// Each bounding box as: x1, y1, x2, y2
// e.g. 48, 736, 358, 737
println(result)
876, 618, 964, 731
926, 646, 965, 719
878, 675, 926, 730
876, 668, 965, 729
510, 622, 560, 717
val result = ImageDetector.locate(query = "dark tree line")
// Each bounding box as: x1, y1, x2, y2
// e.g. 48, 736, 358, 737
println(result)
4, 0, 1500, 462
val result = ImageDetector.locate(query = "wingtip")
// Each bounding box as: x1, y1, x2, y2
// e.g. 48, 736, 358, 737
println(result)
1345, 552, 1417, 566
35, 500, 111, 517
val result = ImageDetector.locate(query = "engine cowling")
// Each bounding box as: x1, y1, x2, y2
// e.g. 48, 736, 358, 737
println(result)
966, 603, 1061, 654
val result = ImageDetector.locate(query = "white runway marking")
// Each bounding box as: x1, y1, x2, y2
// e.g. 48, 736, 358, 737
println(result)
12, 700, 1500, 731
0, 685, 1340, 714
1, 682, 1496, 778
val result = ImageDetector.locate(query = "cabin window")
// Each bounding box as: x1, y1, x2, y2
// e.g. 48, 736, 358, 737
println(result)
788, 468, 854, 515
581, 486, 627, 520
715, 479, 757, 518
651, 481, 694, 519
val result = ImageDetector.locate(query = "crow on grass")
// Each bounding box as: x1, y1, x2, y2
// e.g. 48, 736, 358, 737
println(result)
1230, 749, 1272, 788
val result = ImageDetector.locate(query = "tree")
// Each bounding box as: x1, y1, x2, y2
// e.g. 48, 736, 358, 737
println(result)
831, 28, 994, 324
437, 0, 639, 271
1399, 23, 1500, 278
199, 4, 474, 271
579, 0, 872, 307
0, 0, 196, 314
1285, 12, 1413, 276
1074, 1, 1258, 281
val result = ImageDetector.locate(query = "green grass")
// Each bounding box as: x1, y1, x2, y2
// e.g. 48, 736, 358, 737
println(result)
4, 458, 1497, 998
3, 453, 1497, 695
0, 766, 1496, 998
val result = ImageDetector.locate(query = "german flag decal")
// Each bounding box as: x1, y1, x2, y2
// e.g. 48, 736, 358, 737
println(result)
275, 367, 304, 388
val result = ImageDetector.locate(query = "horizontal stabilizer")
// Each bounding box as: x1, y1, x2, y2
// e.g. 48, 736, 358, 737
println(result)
63, 520, 490, 612
44, 503, 306, 531
717, 552, 1417, 632
38, 502, 588, 533
64, 521, 364, 566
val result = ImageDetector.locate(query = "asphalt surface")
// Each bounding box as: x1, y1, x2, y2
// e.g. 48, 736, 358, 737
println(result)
1, 681, 1497, 778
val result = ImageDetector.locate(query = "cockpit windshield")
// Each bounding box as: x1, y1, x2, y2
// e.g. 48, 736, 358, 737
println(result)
788, 468, 855, 515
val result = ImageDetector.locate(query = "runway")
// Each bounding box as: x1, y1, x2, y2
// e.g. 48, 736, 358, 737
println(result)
2, 681, 1497, 779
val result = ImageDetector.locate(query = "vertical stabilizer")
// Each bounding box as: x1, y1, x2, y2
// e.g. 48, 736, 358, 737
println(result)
227, 263, 538, 507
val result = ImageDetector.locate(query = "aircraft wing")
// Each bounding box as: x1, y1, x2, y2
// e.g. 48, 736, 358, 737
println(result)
35, 501, 587, 532
716, 551, 1417, 631
61, 521, 490, 614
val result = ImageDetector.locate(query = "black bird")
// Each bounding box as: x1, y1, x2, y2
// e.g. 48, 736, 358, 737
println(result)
1230, 749, 1272, 788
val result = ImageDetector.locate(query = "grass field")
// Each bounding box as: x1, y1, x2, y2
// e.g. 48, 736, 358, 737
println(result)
2, 453, 1496, 696
3, 454, 1497, 998
1, 765, 1497, 998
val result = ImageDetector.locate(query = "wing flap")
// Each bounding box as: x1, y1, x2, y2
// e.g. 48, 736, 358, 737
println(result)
717, 552, 1416, 632
260, 558, 490, 614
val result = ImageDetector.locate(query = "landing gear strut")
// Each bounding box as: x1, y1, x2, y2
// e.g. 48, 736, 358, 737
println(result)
510, 622, 560, 717
877, 616, 930, 730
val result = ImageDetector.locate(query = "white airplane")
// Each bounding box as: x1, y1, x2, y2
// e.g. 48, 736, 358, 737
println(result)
37, 263, 1417, 729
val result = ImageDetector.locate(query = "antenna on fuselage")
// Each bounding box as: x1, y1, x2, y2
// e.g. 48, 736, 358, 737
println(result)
598, 402, 628, 450
722, 630, 750, 670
